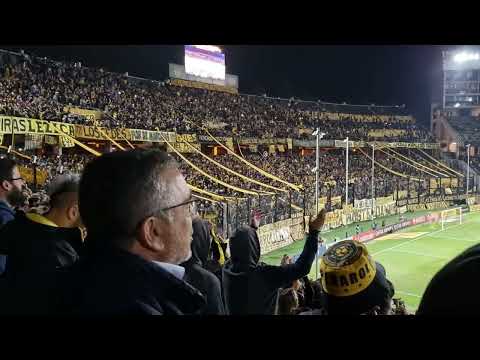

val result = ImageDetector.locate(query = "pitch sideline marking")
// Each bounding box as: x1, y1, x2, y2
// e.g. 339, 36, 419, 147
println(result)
390, 249, 450, 260
429, 234, 478, 243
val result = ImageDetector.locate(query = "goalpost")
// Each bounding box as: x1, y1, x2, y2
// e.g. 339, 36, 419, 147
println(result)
440, 207, 463, 231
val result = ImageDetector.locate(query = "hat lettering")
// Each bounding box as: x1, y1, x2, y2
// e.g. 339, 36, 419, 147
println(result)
326, 273, 338, 287
359, 268, 366, 279
349, 273, 358, 284
365, 263, 370, 273
339, 275, 349, 287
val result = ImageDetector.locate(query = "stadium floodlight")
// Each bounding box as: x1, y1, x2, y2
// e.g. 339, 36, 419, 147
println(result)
454, 52, 480, 63
454, 103, 461, 108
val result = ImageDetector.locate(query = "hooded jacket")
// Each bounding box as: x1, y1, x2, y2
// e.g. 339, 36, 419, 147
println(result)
222, 225, 319, 315
0, 211, 82, 315
181, 217, 225, 315
55, 244, 206, 315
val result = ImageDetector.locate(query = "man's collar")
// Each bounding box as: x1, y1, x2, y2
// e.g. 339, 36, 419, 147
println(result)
0, 200, 13, 211
152, 261, 185, 280
26, 212, 59, 227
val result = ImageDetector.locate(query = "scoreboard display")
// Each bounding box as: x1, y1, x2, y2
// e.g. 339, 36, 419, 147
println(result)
185, 45, 226, 81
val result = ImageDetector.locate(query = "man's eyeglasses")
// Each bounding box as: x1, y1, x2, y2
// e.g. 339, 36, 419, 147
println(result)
8, 177, 24, 182
160, 197, 196, 213
130, 197, 196, 236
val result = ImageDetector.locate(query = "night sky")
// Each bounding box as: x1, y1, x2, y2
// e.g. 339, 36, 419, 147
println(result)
4, 45, 448, 127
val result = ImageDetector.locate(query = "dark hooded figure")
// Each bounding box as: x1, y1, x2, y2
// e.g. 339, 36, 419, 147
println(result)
181, 216, 225, 315
222, 209, 326, 315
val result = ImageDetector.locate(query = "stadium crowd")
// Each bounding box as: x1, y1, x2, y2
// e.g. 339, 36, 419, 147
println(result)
0, 50, 474, 316
0, 51, 434, 142
1, 149, 475, 315
0, 151, 403, 315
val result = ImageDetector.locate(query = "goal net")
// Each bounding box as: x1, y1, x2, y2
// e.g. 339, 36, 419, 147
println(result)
440, 207, 463, 230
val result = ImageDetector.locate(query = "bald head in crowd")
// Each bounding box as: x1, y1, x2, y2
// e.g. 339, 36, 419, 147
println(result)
45, 174, 82, 228
79, 149, 193, 265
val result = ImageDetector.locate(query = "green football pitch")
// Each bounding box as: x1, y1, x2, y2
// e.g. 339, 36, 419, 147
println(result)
261, 209, 480, 312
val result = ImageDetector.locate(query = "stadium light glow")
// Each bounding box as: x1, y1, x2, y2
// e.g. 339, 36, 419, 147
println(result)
454, 52, 480, 63
454, 103, 461, 108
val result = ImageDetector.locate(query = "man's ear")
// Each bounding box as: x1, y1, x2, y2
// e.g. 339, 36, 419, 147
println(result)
137, 216, 166, 253
1, 180, 11, 192
67, 204, 79, 223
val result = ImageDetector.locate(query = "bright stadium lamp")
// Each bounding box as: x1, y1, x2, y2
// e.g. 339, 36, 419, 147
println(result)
454, 103, 461, 108
454, 52, 480, 63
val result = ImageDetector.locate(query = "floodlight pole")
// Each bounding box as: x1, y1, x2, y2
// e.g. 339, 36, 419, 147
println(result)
371, 143, 375, 220
345, 137, 349, 206
467, 144, 470, 195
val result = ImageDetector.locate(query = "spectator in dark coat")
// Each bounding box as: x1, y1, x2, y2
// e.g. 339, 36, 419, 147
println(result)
0, 174, 82, 315
0, 158, 30, 274
181, 213, 225, 315
55, 150, 206, 315
222, 209, 326, 315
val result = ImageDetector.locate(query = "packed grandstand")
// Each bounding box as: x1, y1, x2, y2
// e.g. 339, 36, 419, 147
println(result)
0, 47, 479, 315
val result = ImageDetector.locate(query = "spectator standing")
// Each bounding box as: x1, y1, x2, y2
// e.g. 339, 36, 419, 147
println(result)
0, 158, 30, 274
55, 150, 206, 315
0, 174, 83, 315
222, 208, 326, 315
181, 207, 225, 315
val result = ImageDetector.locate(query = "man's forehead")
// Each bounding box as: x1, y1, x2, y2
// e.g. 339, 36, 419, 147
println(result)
163, 168, 189, 194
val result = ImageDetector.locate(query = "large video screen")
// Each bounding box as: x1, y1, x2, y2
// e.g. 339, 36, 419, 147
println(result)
185, 45, 225, 80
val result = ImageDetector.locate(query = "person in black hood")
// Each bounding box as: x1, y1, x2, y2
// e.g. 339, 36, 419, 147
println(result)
0, 174, 83, 315
222, 208, 326, 315
181, 208, 225, 315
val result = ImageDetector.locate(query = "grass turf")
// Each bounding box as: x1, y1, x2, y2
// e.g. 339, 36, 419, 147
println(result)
260, 209, 480, 311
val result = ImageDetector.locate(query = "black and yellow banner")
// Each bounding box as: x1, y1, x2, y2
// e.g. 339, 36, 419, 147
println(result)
63, 106, 103, 121
18, 166, 48, 186
176, 133, 197, 143
130, 129, 176, 143
430, 178, 458, 189
167, 142, 201, 153
74, 125, 132, 141
0, 116, 75, 137
238, 137, 288, 145
368, 129, 406, 138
